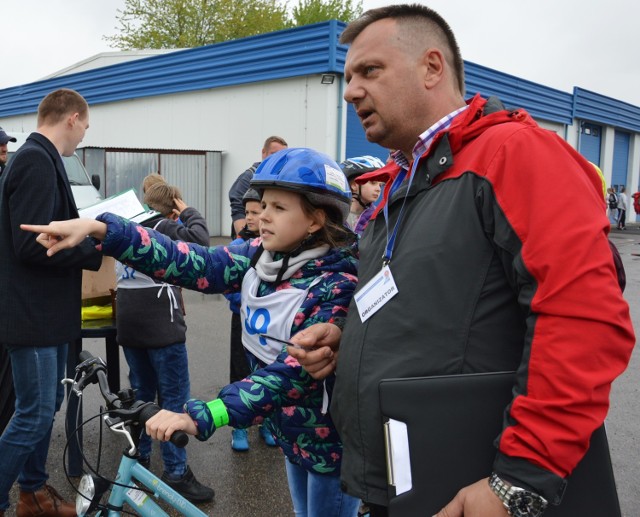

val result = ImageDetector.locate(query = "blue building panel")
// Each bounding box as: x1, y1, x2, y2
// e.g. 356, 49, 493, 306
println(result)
0, 21, 348, 117
612, 130, 631, 188
464, 61, 573, 124
573, 88, 640, 133
0, 20, 639, 142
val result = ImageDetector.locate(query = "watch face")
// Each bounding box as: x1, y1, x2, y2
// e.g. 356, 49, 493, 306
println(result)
508, 490, 547, 517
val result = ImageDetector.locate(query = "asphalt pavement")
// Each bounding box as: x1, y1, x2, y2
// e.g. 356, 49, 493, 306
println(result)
4, 231, 640, 516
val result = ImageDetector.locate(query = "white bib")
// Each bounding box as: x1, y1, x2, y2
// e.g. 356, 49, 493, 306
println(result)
240, 267, 323, 364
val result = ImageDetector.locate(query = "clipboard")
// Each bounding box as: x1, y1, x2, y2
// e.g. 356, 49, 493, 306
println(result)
379, 372, 621, 516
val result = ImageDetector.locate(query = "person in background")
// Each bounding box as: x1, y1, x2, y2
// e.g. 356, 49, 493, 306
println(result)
23, 147, 361, 517
0, 88, 102, 517
287, 5, 635, 517
607, 187, 618, 224
616, 186, 628, 230
340, 156, 385, 236
228, 135, 288, 237
224, 187, 275, 451
0, 128, 17, 176
115, 181, 214, 503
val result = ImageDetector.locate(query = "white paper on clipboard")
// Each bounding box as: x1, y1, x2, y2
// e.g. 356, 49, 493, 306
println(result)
383, 418, 412, 495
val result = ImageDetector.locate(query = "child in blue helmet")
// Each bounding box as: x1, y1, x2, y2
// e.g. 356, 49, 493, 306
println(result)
23, 148, 361, 517
339, 156, 385, 236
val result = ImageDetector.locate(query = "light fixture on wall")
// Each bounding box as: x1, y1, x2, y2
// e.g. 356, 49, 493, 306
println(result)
321, 74, 335, 84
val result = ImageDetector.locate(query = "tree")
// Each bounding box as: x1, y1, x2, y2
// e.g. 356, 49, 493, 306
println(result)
291, 0, 362, 26
105, 0, 363, 50
104, 0, 289, 49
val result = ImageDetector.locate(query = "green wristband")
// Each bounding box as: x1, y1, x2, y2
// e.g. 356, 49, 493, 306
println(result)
206, 399, 230, 428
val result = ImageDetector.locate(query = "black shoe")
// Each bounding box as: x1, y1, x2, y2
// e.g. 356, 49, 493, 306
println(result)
161, 466, 215, 503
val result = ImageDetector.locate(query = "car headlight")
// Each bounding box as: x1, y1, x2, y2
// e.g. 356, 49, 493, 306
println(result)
76, 474, 96, 516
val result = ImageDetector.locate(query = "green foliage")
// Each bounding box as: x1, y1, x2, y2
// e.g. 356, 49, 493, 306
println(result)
291, 0, 362, 26
104, 0, 363, 50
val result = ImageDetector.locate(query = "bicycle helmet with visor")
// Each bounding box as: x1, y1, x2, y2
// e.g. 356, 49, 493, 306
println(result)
250, 148, 351, 223
340, 155, 385, 182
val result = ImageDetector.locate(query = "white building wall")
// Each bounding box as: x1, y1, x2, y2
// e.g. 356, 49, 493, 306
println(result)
0, 74, 344, 233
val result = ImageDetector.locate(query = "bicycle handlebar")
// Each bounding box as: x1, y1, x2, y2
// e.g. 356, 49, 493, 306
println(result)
75, 350, 189, 448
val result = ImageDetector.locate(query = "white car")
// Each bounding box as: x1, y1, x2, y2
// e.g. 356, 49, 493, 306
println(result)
6, 132, 102, 209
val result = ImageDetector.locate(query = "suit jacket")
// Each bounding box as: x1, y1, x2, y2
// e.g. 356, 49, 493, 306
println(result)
0, 132, 101, 346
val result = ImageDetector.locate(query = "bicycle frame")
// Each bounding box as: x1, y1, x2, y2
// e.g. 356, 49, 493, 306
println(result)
66, 352, 209, 516
85, 455, 206, 516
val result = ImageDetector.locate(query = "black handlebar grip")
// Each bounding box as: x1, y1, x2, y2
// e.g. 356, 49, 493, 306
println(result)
79, 350, 95, 362
138, 403, 189, 448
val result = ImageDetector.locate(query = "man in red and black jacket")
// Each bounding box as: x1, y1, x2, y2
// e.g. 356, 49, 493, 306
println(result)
290, 5, 635, 517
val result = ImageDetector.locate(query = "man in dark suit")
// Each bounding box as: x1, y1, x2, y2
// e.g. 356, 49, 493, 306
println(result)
0, 89, 101, 517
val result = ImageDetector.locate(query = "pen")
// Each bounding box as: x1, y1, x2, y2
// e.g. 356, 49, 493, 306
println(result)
259, 333, 303, 349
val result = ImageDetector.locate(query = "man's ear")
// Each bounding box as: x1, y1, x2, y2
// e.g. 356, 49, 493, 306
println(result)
423, 48, 445, 89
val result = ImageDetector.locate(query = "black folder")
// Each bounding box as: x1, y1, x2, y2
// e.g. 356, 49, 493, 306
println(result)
379, 372, 621, 516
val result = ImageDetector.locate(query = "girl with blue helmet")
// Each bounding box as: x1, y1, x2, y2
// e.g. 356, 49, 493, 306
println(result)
23, 147, 360, 517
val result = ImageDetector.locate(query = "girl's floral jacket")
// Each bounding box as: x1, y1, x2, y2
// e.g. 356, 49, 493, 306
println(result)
96, 213, 358, 475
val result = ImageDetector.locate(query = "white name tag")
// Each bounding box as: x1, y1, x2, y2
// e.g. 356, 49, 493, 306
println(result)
354, 265, 399, 323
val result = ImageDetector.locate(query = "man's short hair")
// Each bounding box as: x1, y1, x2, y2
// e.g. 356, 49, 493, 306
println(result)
340, 4, 465, 95
262, 135, 288, 151
37, 88, 89, 126
144, 183, 183, 217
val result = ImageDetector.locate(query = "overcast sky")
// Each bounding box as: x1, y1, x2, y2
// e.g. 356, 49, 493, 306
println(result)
2, 0, 638, 107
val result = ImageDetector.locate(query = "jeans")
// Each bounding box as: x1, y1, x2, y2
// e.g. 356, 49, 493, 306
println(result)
0, 344, 67, 511
285, 458, 360, 517
123, 344, 190, 478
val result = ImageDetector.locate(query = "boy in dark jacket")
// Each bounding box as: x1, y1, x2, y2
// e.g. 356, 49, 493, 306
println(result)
115, 182, 214, 504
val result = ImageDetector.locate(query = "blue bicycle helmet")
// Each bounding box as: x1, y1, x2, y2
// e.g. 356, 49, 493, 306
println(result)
251, 147, 351, 222
340, 155, 385, 182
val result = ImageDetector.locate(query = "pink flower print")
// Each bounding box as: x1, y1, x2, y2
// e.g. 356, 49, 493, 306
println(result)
300, 449, 310, 459
331, 305, 342, 314
315, 427, 330, 438
291, 269, 303, 279
252, 416, 264, 425
136, 225, 151, 247
95, 243, 103, 251
293, 443, 299, 455
177, 241, 190, 254
310, 306, 320, 317
284, 355, 300, 368
287, 388, 301, 400
331, 452, 340, 462
277, 281, 292, 291
154, 269, 166, 278
282, 406, 296, 417
293, 312, 305, 327
331, 287, 341, 296
197, 277, 209, 289
314, 259, 323, 267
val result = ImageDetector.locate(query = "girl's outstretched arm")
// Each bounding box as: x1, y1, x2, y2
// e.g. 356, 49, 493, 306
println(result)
21, 219, 107, 256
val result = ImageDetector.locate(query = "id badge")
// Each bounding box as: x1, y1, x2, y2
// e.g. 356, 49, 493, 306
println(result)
354, 265, 399, 323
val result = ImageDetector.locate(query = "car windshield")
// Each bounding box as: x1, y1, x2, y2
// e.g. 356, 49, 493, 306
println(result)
7, 152, 91, 186
62, 155, 91, 185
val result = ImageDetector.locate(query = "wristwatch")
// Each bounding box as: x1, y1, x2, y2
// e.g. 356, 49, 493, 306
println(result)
489, 473, 548, 517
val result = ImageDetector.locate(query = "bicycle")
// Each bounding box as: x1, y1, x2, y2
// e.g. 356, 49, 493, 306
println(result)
62, 350, 208, 516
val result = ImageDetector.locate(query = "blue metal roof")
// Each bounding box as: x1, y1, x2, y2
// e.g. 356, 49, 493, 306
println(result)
1, 19, 639, 135
0, 20, 348, 117
464, 61, 574, 125
573, 87, 640, 133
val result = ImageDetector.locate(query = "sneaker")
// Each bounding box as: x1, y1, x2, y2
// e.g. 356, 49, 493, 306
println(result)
231, 428, 249, 451
161, 466, 215, 503
259, 424, 277, 447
